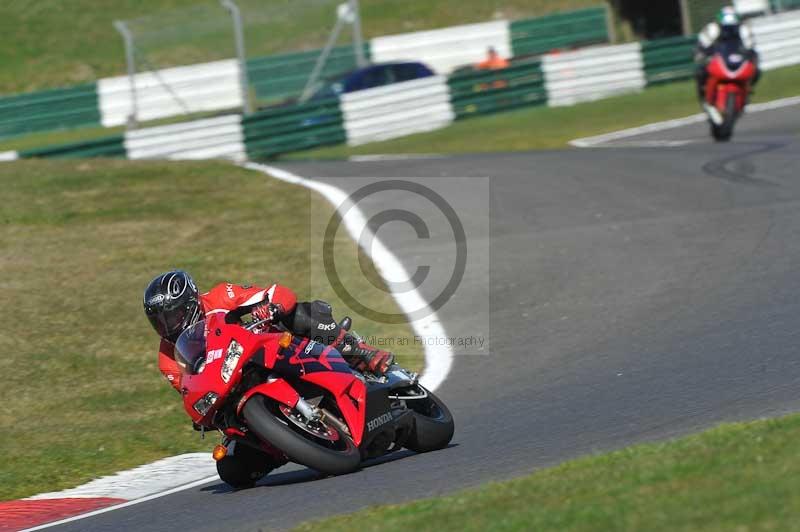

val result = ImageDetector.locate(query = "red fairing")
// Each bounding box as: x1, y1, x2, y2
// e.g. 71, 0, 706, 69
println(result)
705, 54, 756, 113
706, 55, 756, 82
301, 372, 367, 446
157, 281, 297, 391
178, 314, 365, 441
180, 313, 284, 425
236, 379, 300, 415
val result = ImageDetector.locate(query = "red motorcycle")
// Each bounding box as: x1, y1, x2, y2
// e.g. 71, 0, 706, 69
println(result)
703, 41, 757, 142
174, 313, 454, 488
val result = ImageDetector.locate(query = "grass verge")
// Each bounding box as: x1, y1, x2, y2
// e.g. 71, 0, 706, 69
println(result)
0, 159, 421, 501
0, 109, 225, 152
293, 64, 800, 159
296, 413, 800, 531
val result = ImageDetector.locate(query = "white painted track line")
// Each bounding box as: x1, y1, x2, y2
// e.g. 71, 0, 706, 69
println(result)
19, 475, 220, 531
246, 162, 453, 392
570, 94, 800, 147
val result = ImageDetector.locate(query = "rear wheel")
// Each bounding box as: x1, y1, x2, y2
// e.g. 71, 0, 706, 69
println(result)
243, 396, 361, 475
405, 388, 455, 453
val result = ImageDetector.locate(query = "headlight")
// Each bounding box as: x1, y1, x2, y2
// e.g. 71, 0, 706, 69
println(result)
193, 392, 218, 416
221, 339, 243, 383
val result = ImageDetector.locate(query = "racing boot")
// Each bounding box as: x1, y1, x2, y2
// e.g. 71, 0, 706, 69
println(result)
333, 319, 394, 375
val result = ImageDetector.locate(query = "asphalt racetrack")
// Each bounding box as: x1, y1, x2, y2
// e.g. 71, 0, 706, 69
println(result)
52, 105, 800, 530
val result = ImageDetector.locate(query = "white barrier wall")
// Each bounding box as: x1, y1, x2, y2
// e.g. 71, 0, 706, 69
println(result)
0, 150, 18, 161
124, 114, 245, 161
735, 0, 770, 15
98, 59, 242, 127
341, 76, 454, 146
751, 10, 800, 70
543, 42, 645, 107
371, 20, 512, 75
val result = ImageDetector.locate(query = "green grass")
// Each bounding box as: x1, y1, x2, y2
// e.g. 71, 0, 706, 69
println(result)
0, 124, 124, 152
293, 64, 800, 160
296, 413, 800, 531
0, 109, 224, 152
0, 159, 421, 501
0, 0, 601, 94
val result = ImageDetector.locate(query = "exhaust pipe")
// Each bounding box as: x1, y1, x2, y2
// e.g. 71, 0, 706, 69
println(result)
320, 407, 352, 436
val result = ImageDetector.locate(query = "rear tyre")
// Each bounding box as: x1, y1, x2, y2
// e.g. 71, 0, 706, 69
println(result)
405, 389, 455, 453
216, 442, 277, 489
243, 396, 361, 475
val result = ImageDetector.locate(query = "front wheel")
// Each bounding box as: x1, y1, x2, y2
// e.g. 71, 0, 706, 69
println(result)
712, 92, 738, 142
243, 396, 361, 475
405, 389, 455, 453
711, 123, 732, 142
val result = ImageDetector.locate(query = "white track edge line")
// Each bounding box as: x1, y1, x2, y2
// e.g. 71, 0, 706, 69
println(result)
569, 94, 800, 147
19, 475, 220, 532
245, 162, 453, 392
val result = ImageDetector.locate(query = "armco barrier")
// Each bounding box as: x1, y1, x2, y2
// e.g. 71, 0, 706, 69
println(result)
125, 114, 245, 161
510, 6, 610, 57
18, 134, 126, 159
370, 21, 512, 76
543, 42, 645, 107
247, 44, 370, 104
98, 59, 242, 127
642, 36, 696, 86
0, 83, 100, 139
448, 60, 546, 118
340, 76, 454, 146
243, 98, 345, 158
751, 10, 800, 70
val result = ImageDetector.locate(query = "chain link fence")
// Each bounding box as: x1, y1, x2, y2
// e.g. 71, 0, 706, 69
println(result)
121, 0, 354, 68
113, 0, 362, 122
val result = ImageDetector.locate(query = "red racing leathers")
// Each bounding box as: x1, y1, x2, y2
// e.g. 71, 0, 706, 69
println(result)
158, 282, 296, 392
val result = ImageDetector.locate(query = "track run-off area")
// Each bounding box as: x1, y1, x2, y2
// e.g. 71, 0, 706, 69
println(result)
30, 103, 800, 531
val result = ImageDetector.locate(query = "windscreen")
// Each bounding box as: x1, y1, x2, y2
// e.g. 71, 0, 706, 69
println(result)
714, 40, 747, 71
174, 320, 207, 375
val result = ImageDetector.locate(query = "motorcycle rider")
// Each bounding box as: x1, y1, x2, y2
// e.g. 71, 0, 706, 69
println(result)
143, 270, 396, 488
695, 6, 760, 101
143, 270, 395, 394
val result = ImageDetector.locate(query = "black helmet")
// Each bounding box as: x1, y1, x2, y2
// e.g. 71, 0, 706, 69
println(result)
143, 270, 201, 343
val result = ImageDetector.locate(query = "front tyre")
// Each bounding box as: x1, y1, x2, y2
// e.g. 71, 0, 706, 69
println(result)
712, 92, 738, 142
711, 123, 732, 142
405, 389, 455, 453
243, 396, 361, 475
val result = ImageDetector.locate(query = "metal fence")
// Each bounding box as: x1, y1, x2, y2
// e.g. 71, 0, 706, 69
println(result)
112, 0, 363, 125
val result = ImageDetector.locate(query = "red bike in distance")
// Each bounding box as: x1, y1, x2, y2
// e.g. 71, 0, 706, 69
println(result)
702, 40, 758, 142
175, 312, 454, 488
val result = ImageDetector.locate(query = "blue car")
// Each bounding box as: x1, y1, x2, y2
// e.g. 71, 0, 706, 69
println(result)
310, 61, 436, 100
